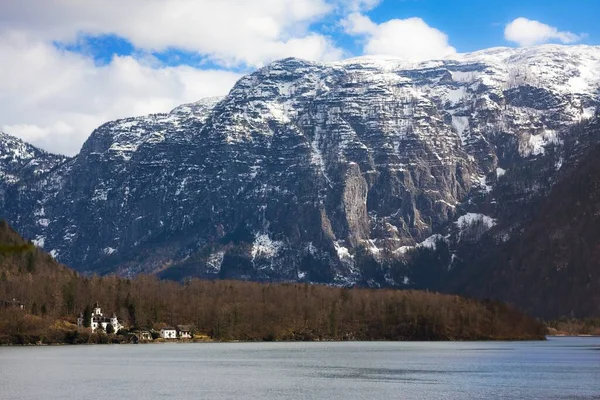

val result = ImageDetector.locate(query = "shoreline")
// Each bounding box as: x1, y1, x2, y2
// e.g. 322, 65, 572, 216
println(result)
547, 334, 600, 337
0, 336, 549, 346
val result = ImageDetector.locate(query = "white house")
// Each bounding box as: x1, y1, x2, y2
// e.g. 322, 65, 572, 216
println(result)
177, 325, 192, 339
160, 327, 177, 339
77, 303, 123, 333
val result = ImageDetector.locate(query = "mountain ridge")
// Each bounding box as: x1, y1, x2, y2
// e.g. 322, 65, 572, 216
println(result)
1, 45, 600, 316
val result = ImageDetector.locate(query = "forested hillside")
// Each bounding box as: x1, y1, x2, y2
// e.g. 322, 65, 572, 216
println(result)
448, 138, 600, 318
0, 221, 545, 344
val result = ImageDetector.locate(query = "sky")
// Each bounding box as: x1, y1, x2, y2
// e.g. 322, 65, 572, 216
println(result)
0, 0, 598, 155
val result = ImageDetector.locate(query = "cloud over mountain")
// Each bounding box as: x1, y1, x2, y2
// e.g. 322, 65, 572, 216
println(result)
342, 13, 455, 60
0, 32, 241, 155
505, 17, 585, 47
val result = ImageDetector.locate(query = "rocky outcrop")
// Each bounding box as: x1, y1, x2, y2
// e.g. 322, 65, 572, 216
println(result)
0, 45, 599, 295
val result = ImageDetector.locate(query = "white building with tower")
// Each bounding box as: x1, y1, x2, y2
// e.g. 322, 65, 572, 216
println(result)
77, 302, 123, 333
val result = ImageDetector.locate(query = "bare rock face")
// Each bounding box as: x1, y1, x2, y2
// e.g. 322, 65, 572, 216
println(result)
340, 163, 369, 246
1, 45, 600, 292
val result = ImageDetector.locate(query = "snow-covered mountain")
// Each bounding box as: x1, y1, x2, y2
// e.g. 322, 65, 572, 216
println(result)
1, 45, 599, 296
0, 132, 68, 215
0, 132, 67, 185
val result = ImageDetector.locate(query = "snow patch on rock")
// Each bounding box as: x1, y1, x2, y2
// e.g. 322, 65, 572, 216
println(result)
207, 251, 225, 273
334, 241, 354, 261
251, 233, 284, 260
103, 247, 117, 255
392, 234, 445, 255
419, 234, 445, 250
32, 235, 45, 248
456, 213, 496, 229
451, 116, 469, 145
477, 176, 493, 193
522, 130, 561, 156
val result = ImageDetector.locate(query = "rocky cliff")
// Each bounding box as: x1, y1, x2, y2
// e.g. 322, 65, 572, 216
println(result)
446, 116, 600, 318
1, 45, 599, 315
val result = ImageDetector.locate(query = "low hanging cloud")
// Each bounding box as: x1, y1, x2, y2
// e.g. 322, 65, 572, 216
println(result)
0, 33, 242, 156
504, 17, 585, 47
0, 0, 344, 68
342, 13, 456, 60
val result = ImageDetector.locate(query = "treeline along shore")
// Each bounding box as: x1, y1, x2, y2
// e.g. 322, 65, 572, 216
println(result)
0, 221, 546, 344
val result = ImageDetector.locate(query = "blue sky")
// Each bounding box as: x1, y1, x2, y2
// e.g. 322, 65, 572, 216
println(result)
0, 0, 598, 155
368, 0, 597, 51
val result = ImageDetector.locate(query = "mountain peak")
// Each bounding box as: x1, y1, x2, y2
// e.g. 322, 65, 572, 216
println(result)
169, 96, 224, 117
0, 132, 67, 185
77, 96, 224, 160
0, 131, 43, 163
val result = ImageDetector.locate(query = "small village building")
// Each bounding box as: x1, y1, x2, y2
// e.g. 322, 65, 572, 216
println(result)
160, 327, 177, 339
77, 303, 123, 333
130, 330, 152, 342
138, 330, 152, 341
131, 329, 152, 341
177, 325, 192, 339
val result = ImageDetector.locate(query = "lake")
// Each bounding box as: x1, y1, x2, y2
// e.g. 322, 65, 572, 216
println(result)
0, 337, 598, 399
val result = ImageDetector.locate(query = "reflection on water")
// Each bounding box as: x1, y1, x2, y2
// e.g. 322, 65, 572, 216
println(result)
0, 337, 599, 400
316, 366, 479, 382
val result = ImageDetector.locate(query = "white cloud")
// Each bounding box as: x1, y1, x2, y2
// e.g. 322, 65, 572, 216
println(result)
342, 13, 456, 60
342, 13, 378, 35
504, 17, 584, 47
0, 33, 242, 156
0, 0, 343, 67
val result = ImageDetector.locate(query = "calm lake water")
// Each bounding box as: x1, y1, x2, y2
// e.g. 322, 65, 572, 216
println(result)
0, 337, 599, 399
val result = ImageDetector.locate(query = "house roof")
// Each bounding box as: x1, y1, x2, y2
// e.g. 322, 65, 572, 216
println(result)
176, 325, 192, 331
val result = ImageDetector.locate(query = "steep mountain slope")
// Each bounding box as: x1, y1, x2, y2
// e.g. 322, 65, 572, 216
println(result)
445, 116, 600, 318
1, 46, 599, 303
